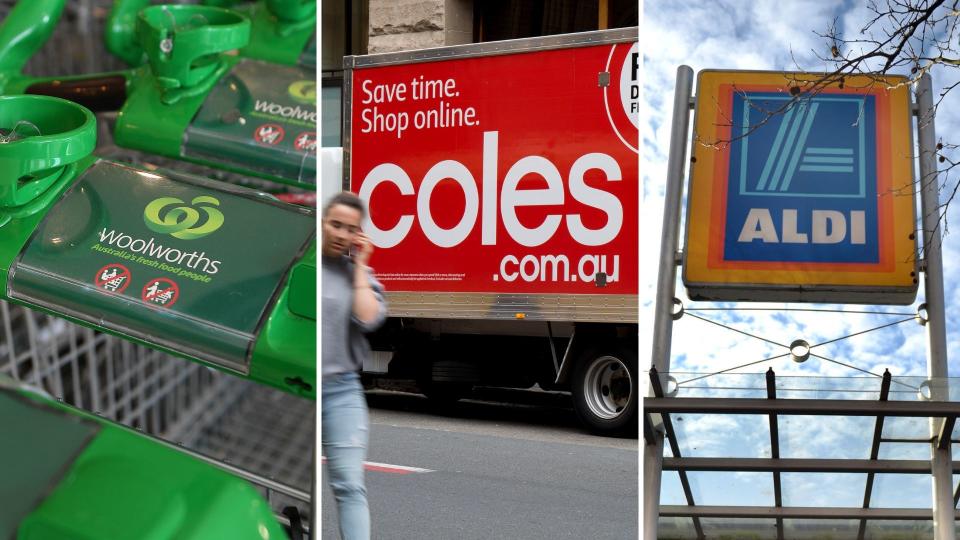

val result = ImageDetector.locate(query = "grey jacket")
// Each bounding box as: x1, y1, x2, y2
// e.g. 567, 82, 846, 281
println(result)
321, 255, 387, 376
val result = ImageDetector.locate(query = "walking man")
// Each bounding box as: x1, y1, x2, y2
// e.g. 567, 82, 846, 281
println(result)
321, 192, 386, 540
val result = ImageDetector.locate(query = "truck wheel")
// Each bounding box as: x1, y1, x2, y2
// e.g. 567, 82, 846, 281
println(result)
571, 347, 637, 436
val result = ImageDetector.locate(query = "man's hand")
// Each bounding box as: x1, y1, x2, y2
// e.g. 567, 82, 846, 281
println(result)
352, 231, 374, 267
351, 232, 382, 325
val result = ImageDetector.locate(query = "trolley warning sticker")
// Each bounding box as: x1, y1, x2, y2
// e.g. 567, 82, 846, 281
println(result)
142, 278, 179, 308
293, 131, 316, 152
94, 264, 131, 293
254, 124, 285, 146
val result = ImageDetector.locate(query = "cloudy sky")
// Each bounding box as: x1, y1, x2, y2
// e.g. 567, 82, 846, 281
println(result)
643, 0, 960, 517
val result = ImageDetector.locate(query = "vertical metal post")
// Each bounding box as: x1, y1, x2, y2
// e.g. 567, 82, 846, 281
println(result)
644, 64, 694, 540
345, 0, 353, 56
915, 73, 956, 540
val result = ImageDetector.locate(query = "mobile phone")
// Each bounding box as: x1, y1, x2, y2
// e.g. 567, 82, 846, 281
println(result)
350, 227, 363, 259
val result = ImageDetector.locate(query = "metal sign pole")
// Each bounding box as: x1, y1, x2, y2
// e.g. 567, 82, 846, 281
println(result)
644, 64, 693, 540
915, 73, 956, 540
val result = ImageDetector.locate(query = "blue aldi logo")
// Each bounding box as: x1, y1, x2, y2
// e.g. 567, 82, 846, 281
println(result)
724, 93, 878, 264
684, 70, 916, 304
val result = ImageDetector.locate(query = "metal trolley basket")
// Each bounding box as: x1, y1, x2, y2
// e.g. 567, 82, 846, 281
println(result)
0, 0, 315, 535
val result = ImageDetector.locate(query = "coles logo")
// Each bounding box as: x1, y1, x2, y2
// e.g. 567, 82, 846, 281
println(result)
358, 130, 623, 249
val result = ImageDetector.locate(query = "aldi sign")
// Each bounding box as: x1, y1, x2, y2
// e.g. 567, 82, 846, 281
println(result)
683, 70, 918, 304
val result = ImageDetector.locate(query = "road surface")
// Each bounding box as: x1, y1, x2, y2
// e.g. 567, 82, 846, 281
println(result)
321, 388, 638, 539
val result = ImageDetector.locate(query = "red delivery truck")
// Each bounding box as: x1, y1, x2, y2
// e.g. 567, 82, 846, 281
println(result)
342, 28, 638, 435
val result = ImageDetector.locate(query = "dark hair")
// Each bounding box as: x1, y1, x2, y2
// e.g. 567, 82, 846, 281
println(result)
323, 191, 366, 219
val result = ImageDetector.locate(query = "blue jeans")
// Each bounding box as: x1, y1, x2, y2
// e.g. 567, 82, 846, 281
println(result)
322, 371, 370, 540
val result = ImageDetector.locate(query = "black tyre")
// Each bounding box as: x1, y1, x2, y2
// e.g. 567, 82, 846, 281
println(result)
571, 345, 637, 436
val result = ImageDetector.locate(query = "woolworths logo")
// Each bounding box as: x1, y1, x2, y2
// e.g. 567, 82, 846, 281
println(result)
144, 196, 224, 240
288, 80, 316, 104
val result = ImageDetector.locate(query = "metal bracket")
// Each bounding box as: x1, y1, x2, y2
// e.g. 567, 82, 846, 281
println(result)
917, 303, 929, 326
553, 329, 576, 385
938, 416, 957, 451
671, 298, 684, 321
644, 412, 664, 444
547, 321, 560, 376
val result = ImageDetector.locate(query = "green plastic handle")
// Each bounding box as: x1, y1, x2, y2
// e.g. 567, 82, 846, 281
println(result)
137, 5, 250, 91
104, 0, 150, 66
0, 0, 67, 89
202, 0, 246, 7
265, 0, 316, 22
0, 95, 95, 208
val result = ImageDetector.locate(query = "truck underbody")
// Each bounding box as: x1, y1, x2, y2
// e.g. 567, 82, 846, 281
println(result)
364, 317, 638, 436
